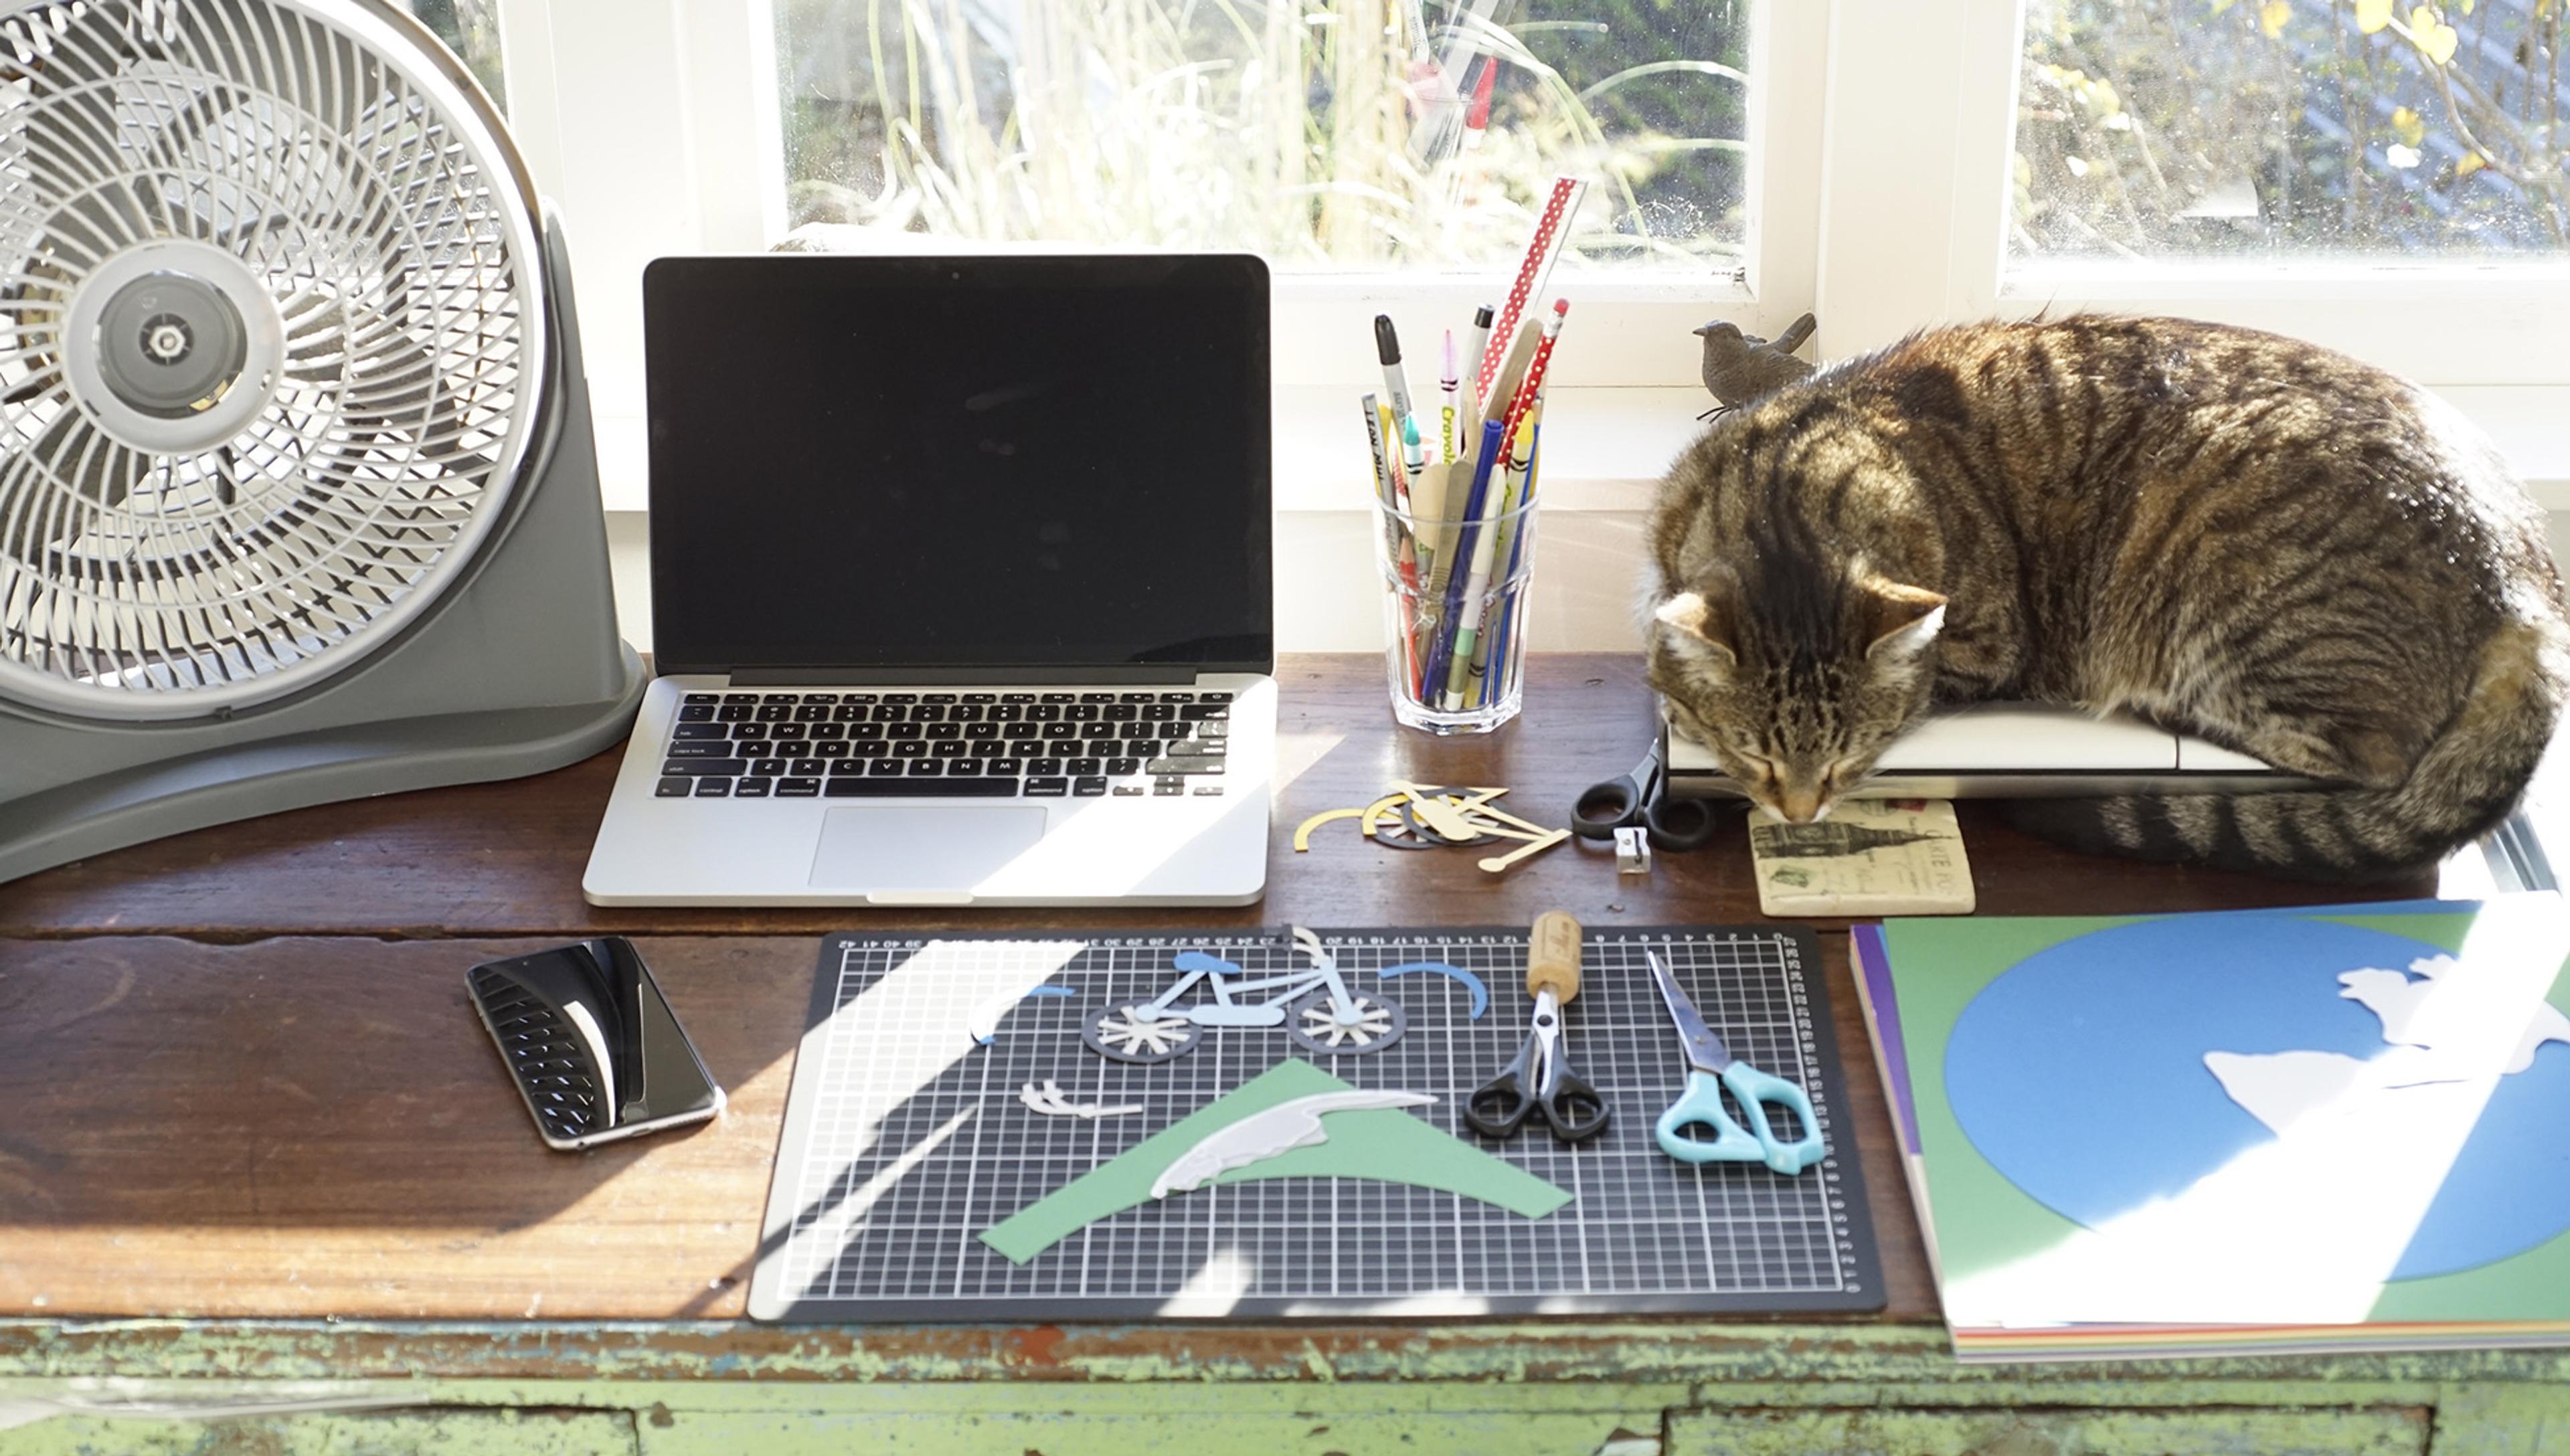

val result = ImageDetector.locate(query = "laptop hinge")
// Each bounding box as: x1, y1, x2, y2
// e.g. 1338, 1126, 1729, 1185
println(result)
721, 664, 1243, 687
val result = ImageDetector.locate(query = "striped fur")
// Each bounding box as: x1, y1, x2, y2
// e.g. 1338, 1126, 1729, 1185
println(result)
1644, 315, 2570, 882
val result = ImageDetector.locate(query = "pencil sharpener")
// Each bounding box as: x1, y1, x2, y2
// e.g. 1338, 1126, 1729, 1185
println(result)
1615, 826, 1652, 875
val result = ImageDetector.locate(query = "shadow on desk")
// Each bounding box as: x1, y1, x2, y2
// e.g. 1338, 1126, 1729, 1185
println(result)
0, 935, 806, 1318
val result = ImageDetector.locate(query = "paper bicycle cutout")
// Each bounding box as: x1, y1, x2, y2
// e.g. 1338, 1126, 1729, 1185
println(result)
1083, 927, 1441, 1063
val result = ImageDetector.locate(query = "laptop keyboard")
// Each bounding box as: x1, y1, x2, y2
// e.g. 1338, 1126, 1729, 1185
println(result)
652, 690, 1233, 802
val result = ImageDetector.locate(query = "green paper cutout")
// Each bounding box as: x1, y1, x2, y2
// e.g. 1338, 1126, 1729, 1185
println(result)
979, 1059, 1570, 1264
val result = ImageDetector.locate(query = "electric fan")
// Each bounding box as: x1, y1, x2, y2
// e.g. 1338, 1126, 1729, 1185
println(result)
0, 0, 645, 883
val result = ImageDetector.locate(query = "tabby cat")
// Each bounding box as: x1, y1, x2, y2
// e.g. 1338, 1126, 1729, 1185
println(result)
1645, 314, 2569, 881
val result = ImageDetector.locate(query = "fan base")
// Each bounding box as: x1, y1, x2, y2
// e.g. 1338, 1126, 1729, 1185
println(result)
0, 650, 646, 885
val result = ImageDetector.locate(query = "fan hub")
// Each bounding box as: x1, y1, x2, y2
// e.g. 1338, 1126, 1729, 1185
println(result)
108, 278, 240, 410
62, 240, 284, 454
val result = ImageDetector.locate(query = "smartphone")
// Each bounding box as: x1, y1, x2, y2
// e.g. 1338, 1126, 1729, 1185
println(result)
466, 937, 725, 1151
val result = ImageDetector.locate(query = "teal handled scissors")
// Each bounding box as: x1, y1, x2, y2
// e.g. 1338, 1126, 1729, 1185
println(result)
1644, 949, 1828, 1174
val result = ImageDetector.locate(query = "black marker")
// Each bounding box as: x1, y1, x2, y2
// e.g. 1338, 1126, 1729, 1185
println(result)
1463, 303, 1496, 413
1375, 313, 1416, 438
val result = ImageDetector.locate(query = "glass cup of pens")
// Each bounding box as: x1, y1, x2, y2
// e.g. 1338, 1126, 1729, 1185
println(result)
1365, 308, 1558, 735
1375, 487, 1541, 735
1366, 297, 1565, 734
1365, 178, 1586, 733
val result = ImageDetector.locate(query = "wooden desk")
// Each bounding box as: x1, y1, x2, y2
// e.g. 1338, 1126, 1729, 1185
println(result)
1, 655, 2559, 1455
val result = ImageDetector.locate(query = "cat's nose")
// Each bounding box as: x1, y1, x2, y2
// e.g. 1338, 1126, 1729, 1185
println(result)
1778, 788, 1824, 822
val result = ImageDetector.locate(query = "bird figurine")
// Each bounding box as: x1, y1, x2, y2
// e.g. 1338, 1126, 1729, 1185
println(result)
1695, 312, 1817, 420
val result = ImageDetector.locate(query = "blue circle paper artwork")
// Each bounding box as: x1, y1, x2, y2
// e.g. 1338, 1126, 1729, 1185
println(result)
1945, 915, 2570, 1281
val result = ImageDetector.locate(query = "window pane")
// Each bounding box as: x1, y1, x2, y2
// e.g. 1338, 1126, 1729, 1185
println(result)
774, 0, 1750, 270
408, 0, 508, 112
2014, 0, 2569, 260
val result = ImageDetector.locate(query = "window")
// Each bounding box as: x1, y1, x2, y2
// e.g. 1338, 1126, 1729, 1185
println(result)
501, 0, 2566, 650
772, 1, 1753, 272
2015, 0, 2570, 260
408, 0, 509, 109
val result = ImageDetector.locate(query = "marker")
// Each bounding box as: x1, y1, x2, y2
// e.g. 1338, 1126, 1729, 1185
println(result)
1463, 52, 1496, 154
1439, 330, 1460, 464
1374, 314, 1416, 440
1398, 417, 1434, 674
1463, 304, 1494, 420
1366, 393, 1426, 689
1361, 391, 1403, 510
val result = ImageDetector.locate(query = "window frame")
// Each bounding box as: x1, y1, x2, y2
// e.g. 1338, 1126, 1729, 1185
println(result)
499, 0, 2570, 529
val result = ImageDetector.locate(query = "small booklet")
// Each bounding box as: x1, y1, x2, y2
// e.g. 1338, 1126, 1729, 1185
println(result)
1747, 798, 1974, 915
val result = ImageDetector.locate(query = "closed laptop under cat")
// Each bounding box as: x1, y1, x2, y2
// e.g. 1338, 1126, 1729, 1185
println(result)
582, 253, 1276, 907
1665, 702, 2308, 801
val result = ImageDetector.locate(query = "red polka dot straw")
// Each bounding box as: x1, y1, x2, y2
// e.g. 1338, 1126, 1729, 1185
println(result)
1480, 175, 1588, 402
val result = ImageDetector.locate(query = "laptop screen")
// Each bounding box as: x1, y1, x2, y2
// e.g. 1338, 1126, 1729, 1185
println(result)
642, 254, 1272, 677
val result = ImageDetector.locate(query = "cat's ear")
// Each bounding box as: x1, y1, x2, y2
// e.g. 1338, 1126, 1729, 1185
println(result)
1654, 590, 1737, 670
1862, 580, 1947, 662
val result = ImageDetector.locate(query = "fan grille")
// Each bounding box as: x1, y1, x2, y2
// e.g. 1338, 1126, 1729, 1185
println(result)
0, 0, 543, 717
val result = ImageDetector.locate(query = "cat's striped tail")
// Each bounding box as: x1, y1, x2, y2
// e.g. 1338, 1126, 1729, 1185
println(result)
2000, 618, 2569, 883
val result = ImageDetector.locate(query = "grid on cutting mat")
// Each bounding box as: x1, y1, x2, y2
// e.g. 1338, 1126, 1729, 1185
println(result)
751, 925, 1881, 1322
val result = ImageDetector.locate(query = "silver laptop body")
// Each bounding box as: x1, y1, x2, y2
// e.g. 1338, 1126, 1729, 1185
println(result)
584, 254, 1275, 907
1666, 701, 2314, 800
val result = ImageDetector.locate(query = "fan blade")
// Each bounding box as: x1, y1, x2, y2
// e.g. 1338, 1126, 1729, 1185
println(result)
31, 405, 149, 509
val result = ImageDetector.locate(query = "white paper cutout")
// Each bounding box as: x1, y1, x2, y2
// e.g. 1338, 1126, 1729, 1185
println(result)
1149, 1090, 1437, 1198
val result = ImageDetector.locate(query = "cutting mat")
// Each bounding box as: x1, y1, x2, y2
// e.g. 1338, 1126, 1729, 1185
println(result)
750, 925, 1881, 1322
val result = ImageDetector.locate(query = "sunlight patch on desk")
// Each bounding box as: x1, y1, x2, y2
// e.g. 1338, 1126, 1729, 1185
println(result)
1944, 895, 2570, 1328
0, 1382, 417, 1433
758, 940, 1086, 1301
789, 1104, 978, 1294
1282, 1291, 1497, 1317
1271, 727, 1347, 795
823, 939, 1087, 1097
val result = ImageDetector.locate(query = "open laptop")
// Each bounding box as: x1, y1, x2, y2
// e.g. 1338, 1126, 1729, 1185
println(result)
1664, 701, 2312, 800
582, 253, 1275, 907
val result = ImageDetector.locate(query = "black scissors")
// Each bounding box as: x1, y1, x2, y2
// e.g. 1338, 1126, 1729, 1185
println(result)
1572, 734, 1719, 851
1466, 912, 1610, 1143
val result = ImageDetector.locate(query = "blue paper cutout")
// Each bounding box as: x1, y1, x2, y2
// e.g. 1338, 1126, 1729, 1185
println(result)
1946, 915, 2570, 1281
1377, 961, 1490, 1019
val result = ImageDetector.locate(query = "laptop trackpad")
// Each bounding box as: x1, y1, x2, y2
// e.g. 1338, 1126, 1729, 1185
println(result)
808, 805, 1048, 890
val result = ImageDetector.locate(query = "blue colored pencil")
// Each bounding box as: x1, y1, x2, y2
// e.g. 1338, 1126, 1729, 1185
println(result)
1420, 418, 1507, 705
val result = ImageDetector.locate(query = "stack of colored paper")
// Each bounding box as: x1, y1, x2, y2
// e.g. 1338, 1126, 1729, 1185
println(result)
1851, 896, 2570, 1361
